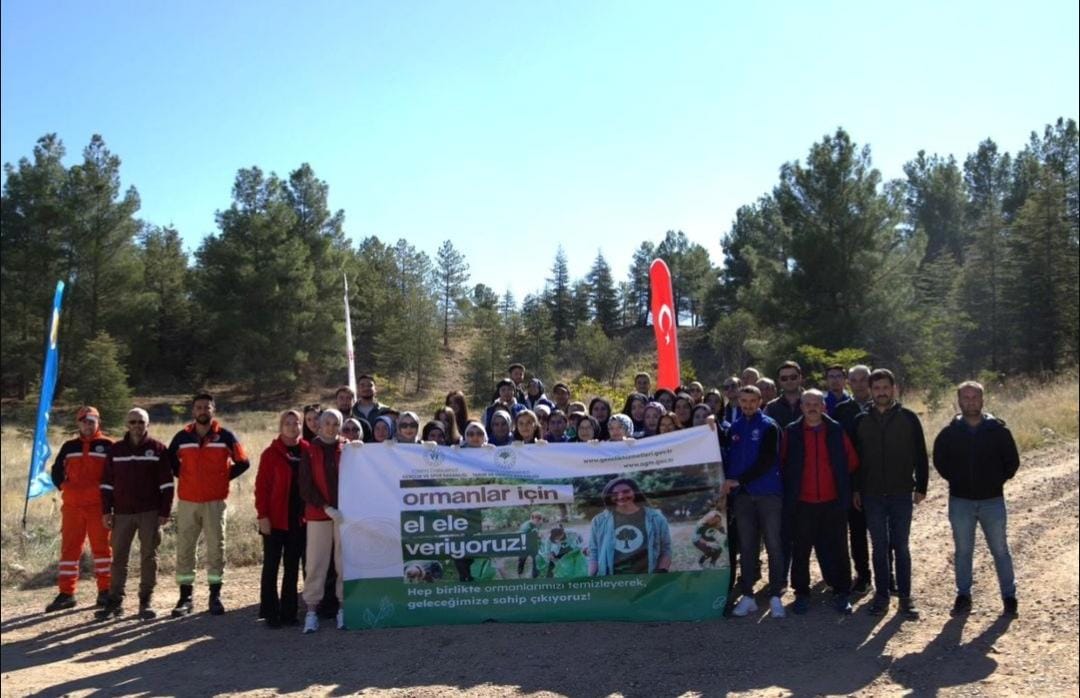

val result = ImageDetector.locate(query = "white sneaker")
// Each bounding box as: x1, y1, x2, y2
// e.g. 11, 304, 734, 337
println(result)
732, 596, 759, 617
770, 596, 786, 618
336, 609, 345, 630
302, 611, 319, 634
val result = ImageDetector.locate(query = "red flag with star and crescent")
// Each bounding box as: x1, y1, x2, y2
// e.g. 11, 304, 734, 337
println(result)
649, 259, 680, 390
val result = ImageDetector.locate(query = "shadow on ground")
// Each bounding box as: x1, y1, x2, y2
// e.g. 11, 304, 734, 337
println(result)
0, 592, 1015, 698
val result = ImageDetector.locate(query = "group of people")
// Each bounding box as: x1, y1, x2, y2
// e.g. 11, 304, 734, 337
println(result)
46, 394, 247, 623
45, 361, 1020, 632
719, 362, 1020, 621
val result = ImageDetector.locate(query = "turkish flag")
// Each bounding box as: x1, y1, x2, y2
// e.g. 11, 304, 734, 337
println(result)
649, 259, 680, 390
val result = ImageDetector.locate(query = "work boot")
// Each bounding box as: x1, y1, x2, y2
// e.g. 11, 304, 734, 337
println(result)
45, 592, 76, 613
208, 583, 225, 616
95, 590, 111, 608
94, 596, 123, 621
138, 594, 156, 620
171, 584, 194, 618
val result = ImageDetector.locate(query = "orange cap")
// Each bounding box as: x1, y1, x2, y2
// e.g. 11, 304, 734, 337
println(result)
76, 406, 101, 422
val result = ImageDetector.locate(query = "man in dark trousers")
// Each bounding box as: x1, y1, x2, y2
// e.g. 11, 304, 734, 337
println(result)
723, 385, 785, 619
96, 408, 174, 620
832, 363, 875, 594
782, 390, 860, 615
933, 381, 1020, 617
853, 369, 929, 620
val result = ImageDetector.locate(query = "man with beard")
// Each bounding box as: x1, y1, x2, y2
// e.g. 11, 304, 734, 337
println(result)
933, 381, 1020, 617
167, 393, 250, 617
351, 374, 389, 442
853, 369, 928, 619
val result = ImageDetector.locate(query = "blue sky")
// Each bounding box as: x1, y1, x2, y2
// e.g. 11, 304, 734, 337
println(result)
3, 0, 1078, 300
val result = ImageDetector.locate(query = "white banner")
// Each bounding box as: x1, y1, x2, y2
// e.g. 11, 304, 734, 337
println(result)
337, 426, 724, 580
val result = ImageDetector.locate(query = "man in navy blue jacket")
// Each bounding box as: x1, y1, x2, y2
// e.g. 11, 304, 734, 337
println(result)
723, 385, 785, 619
933, 381, 1020, 618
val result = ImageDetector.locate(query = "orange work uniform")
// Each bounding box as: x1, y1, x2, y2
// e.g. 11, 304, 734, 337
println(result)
50, 431, 114, 594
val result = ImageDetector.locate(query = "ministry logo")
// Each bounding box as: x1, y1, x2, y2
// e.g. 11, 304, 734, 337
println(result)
425, 448, 445, 466
494, 448, 517, 468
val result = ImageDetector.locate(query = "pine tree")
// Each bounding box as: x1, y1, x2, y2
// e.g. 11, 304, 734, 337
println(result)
515, 294, 555, 380
129, 225, 192, 388
285, 164, 352, 383
194, 168, 315, 395
627, 242, 655, 327
766, 128, 905, 350
435, 240, 470, 348
62, 136, 142, 364
545, 247, 572, 349
0, 134, 69, 397
68, 331, 132, 427
958, 139, 1012, 373
587, 251, 619, 336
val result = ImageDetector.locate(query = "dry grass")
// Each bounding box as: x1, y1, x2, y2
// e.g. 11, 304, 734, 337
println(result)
906, 372, 1079, 452
1, 413, 278, 590
3, 373, 1076, 590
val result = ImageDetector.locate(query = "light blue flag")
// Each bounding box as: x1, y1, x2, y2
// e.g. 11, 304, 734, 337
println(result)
26, 281, 65, 500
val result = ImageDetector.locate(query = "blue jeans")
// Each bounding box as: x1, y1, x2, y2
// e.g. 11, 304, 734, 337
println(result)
948, 496, 1016, 598
863, 494, 913, 600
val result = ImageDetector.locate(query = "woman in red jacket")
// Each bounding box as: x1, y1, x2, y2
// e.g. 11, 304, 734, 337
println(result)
255, 410, 308, 628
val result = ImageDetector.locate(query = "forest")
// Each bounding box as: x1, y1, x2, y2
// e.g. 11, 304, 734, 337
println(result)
2, 119, 1077, 415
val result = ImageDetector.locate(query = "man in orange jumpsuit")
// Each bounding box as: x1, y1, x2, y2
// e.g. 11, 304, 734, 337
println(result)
46, 406, 113, 612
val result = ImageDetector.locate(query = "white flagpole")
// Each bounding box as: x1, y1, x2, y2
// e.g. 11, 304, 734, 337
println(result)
344, 273, 357, 396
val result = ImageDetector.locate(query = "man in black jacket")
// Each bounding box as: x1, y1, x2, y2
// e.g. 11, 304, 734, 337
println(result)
853, 369, 929, 619
933, 381, 1020, 617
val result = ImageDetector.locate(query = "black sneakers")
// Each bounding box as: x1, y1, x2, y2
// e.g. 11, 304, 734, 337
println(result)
899, 596, 920, 620
950, 594, 972, 617
95, 590, 111, 608
1003, 596, 1019, 617
45, 593, 76, 613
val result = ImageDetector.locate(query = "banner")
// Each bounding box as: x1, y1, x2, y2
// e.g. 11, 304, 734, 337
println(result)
339, 426, 729, 628
649, 258, 680, 390
26, 280, 65, 501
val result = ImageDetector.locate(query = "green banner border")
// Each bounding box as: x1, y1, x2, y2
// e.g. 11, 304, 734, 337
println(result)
343, 569, 730, 629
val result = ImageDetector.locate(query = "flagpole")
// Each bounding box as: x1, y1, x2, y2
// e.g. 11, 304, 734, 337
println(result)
344, 273, 357, 396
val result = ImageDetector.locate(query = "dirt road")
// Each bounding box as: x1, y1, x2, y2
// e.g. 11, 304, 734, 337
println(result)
2, 442, 1077, 697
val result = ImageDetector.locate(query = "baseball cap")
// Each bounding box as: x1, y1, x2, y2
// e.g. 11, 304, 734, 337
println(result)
76, 406, 101, 422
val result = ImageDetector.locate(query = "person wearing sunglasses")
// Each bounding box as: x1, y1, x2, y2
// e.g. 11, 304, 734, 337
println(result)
765, 361, 805, 428
396, 412, 421, 444
340, 418, 364, 442
462, 421, 489, 448
95, 408, 174, 621
45, 406, 114, 613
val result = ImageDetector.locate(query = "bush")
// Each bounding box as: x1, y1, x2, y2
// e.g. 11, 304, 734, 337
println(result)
67, 331, 133, 429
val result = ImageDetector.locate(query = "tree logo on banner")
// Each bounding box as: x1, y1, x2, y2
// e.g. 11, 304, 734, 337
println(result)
494, 448, 517, 468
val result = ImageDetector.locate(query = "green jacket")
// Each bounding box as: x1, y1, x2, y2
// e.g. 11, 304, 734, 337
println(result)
853, 402, 929, 496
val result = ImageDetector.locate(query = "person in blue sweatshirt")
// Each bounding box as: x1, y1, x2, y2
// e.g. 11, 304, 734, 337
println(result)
723, 385, 786, 618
